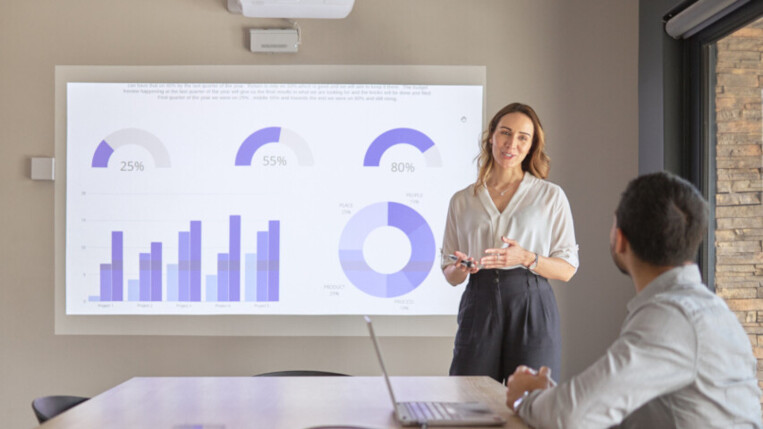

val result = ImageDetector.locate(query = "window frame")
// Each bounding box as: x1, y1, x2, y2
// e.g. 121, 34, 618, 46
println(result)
675, 1, 763, 290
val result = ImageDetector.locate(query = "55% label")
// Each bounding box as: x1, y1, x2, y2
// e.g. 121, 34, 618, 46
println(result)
263, 155, 287, 167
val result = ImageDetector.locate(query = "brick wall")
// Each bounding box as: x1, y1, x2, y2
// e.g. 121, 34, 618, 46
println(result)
714, 16, 763, 403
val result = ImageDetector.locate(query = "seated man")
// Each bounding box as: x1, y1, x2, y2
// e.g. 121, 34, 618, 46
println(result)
506, 172, 762, 428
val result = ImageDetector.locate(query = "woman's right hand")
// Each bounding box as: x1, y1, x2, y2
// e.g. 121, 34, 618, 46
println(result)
452, 250, 480, 274
443, 250, 479, 286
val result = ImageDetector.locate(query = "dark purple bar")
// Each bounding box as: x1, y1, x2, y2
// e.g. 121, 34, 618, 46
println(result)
217, 253, 229, 301
100, 263, 112, 301
268, 220, 280, 301
151, 242, 162, 301
256, 231, 268, 301
178, 231, 190, 301
190, 221, 201, 302
139, 253, 151, 301
111, 231, 123, 301
229, 215, 241, 302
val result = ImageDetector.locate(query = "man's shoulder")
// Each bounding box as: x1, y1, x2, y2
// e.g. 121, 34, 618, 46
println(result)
650, 282, 729, 319
630, 282, 753, 361
622, 283, 722, 346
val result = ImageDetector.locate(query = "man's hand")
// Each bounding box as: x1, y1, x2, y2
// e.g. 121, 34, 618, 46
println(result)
506, 365, 555, 412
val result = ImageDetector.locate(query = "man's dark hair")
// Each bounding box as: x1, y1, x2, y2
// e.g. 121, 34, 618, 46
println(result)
615, 171, 709, 266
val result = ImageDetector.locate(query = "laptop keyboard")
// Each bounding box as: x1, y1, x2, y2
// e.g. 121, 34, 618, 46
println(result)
402, 401, 457, 421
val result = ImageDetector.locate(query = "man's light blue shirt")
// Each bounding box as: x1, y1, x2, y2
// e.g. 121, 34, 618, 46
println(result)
518, 264, 762, 428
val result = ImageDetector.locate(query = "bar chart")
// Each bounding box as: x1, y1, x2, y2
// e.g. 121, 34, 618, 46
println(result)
91, 216, 281, 304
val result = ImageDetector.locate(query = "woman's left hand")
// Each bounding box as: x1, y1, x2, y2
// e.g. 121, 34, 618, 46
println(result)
480, 237, 533, 269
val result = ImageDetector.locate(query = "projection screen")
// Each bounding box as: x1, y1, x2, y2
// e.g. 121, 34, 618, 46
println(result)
55, 65, 485, 336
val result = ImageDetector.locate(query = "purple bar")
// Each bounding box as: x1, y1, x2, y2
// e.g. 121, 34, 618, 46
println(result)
128, 279, 140, 301
206, 275, 217, 302
256, 231, 268, 301
217, 254, 229, 301
245, 253, 256, 301
139, 253, 151, 301
167, 264, 178, 302
190, 221, 202, 302
151, 242, 162, 301
100, 263, 112, 301
92, 140, 115, 167
111, 231, 123, 301
268, 220, 280, 302
229, 215, 241, 302
178, 231, 190, 301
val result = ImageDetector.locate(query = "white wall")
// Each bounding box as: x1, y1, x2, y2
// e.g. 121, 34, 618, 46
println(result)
0, 1, 638, 427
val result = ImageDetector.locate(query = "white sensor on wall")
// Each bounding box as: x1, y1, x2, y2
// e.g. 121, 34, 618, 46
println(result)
250, 28, 299, 53
228, 0, 355, 19
31, 157, 55, 181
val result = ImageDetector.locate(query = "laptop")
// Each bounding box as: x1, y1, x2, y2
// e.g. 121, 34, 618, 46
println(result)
364, 316, 506, 427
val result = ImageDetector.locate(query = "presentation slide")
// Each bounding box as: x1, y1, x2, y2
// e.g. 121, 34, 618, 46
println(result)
65, 81, 483, 316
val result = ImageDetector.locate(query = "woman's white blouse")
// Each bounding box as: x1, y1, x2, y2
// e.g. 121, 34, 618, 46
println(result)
441, 172, 579, 271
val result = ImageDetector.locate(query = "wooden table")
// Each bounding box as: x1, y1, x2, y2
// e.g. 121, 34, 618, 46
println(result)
39, 376, 529, 428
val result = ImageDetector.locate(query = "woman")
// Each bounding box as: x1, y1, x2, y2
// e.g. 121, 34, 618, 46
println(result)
442, 102, 578, 383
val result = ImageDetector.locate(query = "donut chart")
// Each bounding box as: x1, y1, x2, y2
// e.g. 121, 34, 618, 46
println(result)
338, 202, 435, 298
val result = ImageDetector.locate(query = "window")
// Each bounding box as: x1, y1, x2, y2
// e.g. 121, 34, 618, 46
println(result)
711, 16, 763, 312
671, 0, 763, 402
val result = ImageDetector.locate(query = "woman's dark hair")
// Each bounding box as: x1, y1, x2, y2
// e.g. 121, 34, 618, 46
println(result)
615, 172, 708, 266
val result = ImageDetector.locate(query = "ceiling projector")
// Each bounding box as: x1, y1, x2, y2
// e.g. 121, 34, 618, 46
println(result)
227, 0, 355, 19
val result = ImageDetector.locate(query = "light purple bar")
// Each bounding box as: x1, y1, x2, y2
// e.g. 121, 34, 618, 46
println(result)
128, 280, 140, 301
111, 231, 123, 301
88, 295, 100, 302
190, 221, 201, 302
245, 253, 256, 302
167, 264, 178, 302
268, 220, 280, 302
206, 275, 217, 302
229, 215, 241, 302
217, 253, 229, 302
256, 231, 268, 301
178, 231, 190, 301
100, 263, 112, 301
139, 253, 151, 301
150, 242, 162, 301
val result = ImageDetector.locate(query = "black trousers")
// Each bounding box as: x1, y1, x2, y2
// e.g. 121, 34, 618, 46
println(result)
449, 268, 561, 383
